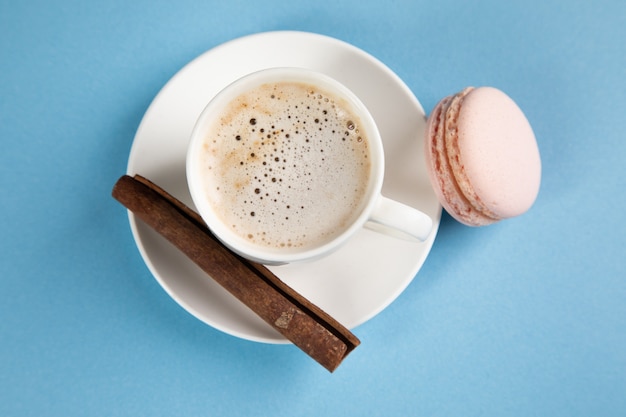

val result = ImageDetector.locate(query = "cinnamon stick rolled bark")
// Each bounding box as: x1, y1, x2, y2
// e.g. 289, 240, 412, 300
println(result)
112, 174, 359, 372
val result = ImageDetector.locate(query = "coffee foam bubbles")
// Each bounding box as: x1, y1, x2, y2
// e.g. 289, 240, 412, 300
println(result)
199, 81, 371, 250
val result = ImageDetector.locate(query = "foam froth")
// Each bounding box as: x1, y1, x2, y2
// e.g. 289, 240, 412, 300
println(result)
198, 81, 372, 250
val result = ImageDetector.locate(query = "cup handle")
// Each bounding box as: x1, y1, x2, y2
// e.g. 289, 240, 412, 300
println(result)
365, 195, 433, 241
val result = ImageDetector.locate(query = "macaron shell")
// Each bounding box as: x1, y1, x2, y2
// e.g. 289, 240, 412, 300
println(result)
454, 87, 541, 219
445, 87, 501, 220
424, 93, 496, 226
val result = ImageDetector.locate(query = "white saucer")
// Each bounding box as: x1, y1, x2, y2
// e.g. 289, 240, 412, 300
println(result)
127, 31, 441, 343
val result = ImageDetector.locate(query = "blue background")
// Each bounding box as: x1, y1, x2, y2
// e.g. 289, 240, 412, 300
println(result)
2, 0, 625, 416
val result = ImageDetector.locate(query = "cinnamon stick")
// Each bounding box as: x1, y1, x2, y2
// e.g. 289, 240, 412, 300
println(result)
112, 174, 359, 372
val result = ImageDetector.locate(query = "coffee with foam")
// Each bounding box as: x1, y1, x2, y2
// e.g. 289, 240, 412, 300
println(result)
197, 81, 372, 251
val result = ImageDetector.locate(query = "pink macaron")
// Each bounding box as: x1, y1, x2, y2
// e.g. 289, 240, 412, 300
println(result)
424, 87, 541, 226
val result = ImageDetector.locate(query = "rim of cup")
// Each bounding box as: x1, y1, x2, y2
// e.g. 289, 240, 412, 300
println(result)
186, 67, 385, 264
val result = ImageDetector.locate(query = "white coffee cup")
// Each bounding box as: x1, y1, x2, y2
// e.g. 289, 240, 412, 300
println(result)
187, 67, 432, 265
